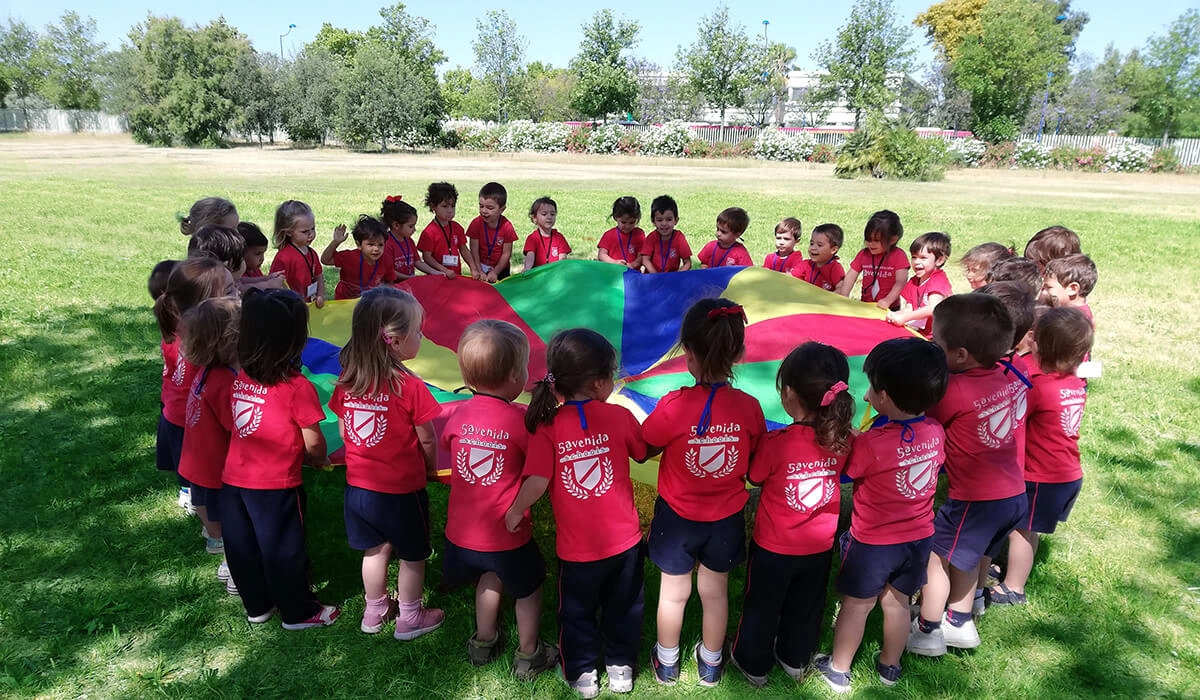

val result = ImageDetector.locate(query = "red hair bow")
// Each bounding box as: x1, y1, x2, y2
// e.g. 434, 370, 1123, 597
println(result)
385, 195, 403, 203
707, 305, 747, 323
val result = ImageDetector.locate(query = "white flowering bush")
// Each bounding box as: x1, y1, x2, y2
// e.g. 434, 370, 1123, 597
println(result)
452, 122, 502, 151
497, 120, 572, 152
752, 130, 816, 162
945, 138, 987, 167
1103, 141, 1153, 172
639, 121, 692, 158
392, 128, 434, 151
1014, 140, 1051, 169
586, 123, 625, 154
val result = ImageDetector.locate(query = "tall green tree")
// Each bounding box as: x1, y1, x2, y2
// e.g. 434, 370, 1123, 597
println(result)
335, 42, 437, 150
1135, 9, 1200, 141
675, 5, 759, 128
0, 18, 47, 109
812, 0, 915, 129
569, 10, 640, 121
526, 62, 578, 122
227, 50, 281, 145
471, 10, 526, 122
279, 48, 339, 144
39, 12, 105, 110
745, 42, 796, 127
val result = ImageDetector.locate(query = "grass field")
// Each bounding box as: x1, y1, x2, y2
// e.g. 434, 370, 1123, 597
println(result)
1, 133, 1198, 699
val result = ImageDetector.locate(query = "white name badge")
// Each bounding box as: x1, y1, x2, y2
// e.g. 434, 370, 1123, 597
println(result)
481, 264, 493, 273
442, 255, 459, 266
306, 281, 319, 299
1076, 360, 1102, 379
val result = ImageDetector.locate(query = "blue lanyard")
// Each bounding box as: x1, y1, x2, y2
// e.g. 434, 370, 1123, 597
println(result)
771, 253, 787, 271
359, 252, 379, 293
710, 243, 734, 268
390, 233, 413, 269
659, 233, 675, 270
876, 415, 926, 443
617, 229, 632, 262
695, 382, 728, 437
809, 260, 822, 285
484, 221, 500, 261
999, 356, 1034, 389
192, 365, 236, 398
564, 399, 591, 430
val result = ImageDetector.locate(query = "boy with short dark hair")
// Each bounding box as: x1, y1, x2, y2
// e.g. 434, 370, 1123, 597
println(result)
468, 182, 518, 283
1024, 225, 1081, 268
698, 207, 754, 268
640, 195, 692, 273
886, 232, 952, 338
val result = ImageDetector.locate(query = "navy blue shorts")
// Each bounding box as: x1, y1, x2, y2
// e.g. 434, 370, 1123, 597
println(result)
932, 495, 1027, 572
155, 413, 184, 474
648, 497, 746, 575
837, 532, 933, 598
189, 484, 221, 520
1024, 479, 1082, 534
441, 539, 545, 600
343, 486, 432, 561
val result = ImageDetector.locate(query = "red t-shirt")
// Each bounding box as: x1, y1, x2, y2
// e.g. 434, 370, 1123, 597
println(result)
598, 227, 646, 265
467, 216, 519, 270
223, 373, 326, 490
161, 336, 199, 426
329, 372, 441, 494
926, 366, 1028, 502
178, 366, 236, 489
791, 258, 846, 292
522, 230, 571, 268
763, 252, 802, 274
849, 248, 910, 302
1005, 354, 1033, 472
523, 400, 647, 562
269, 244, 323, 302
640, 231, 692, 272
897, 268, 953, 337
417, 220, 467, 273
1024, 370, 1086, 483
697, 241, 753, 268
332, 250, 395, 300
384, 232, 420, 279
441, 395, 532, 552
747, 423, 846, 556
845, 419, 946, 545
642, 384, 766, 521
243, 268, 263, 278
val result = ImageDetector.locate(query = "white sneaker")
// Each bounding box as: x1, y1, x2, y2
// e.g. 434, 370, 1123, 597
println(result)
906, 618, 947, 657
216, 561, 231, 582
605, 664, 634, 693
567, 669, 599, 698
247, 607, 276, 624
972, 592, 986, 617
178, 487, 196, 515
942, 614, 981, 649
226, 577, 239, 596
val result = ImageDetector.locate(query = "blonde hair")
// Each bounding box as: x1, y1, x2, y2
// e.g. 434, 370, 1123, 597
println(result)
180, 197, 237, 236
181, 297, 241, 367
273, 200, 314, 248
458, 320, 529, 390
338, 287, 424, 396
153, 256, 234, 341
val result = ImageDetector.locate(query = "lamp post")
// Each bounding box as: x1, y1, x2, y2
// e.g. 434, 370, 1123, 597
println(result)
279, 23, 296, 59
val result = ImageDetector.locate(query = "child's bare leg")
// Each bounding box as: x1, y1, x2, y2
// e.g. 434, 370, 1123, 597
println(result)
396, 559, 425, 604
656, 572, 693, 649
830, 595, 875, 671
977, 555, 994, 590
919, 552, 950, 621
361, 543, 391, 599
879, 585, 911, 667
514, 585, 543, 655
696, 565, 729, 655
475, 572, 503, 641
947, 563, 978, 615
1000, 530, 1038, 593
197, 505, 221, 539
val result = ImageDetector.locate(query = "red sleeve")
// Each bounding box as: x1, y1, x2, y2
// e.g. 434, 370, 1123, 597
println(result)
408, 375, 441, 425
559, 232, 572, 254
676, 234, 692, 258
746, 431, 775, 485
269, 248, 304, 295
524, 425, 555, 480
453, 222, 468, 251
522, 232, 538, 255
891, 248, 910, 270
622, 407, 647, 462
416, 227, 439, 253
734, 246, 753, 266
698, 241, 717, 266
598, 229, 616, 251
639, 236, 656, 256
849, 249, 867, 272
641, 392, 680, 447
502, 219, 518, 243
843, 434, 874, 480
332, 249, 357, 270
925, 385, 956, 428
829, 261, 846, 286
213, 371, 236, 432
290, 376, 326, 427
930, 270, 952, 297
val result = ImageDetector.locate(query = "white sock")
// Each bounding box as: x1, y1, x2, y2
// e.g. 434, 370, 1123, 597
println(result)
699, 643, 723, 665
656, 644, 680, 665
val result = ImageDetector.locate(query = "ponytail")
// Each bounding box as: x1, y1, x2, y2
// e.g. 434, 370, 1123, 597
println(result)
679, 298, 747, 383
813, 387, 855, 455
524, 375, 560, 433
523, 328, 618, 433
777, 341, 854, 455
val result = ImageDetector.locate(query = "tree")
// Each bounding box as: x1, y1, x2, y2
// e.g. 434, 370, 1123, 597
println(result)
39, 12, 105, 110
1136, 9, 1200, 142
917, 0, 1087, 62
922, 60, 972, 130
0, 18, 47, 109
812, 0, 915, 130
525, 62, 578, 122
569, 10, 640, 121
632, 57, 703, 123
1038, 49, 1133, 135
279, 48, 339, 144
471, 10, 526, 122
308, 23, 365, 65
335, 42, 437, 150
227, 50, 281, 145
745, 42, 796, 127
675, 5, 760, 129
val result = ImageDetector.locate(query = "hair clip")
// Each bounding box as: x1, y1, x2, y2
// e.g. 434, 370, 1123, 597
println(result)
385, 195, 403, 203
707, 305, 747, 323
381, 328, 393, 345
540, 372, 555, 385
820, 381, 848, 407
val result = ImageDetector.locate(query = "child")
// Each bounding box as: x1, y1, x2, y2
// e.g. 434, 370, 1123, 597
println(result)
177, 297, 240, 589
1041, 254, 1097, 322
698, 207, 754, 268
506, 328, 647, 697
148, 260, 179, 300
440, 320, 558, 680
987, 256, 1043, 298
523, 196, 572, 270
887, 232, 953, 338
321, 215, 396, 300
468, 183, 519, 282
1024, 225, 1081, 269
380, 196, 436, 282
598, 196, 646, 270
180, 196, 238, 237
792, 223, 846, 292
328, 287, 444, 638
238, 222, 269, 279
640, 195, 692, 273
417, 182, 479, 279
762, 217, 803, 274
154, 257, 238, 513
189, 225, 246, 277
988, 307, 1093, 606
812, 338, 948, 692
961, 242, 1014, 290
268, 200, 327, 307
907, 294, 1028, 657
835, 211, 909, 309
729, 342, 856, 688
221, 289, 338, 630
643, 298, 767, 686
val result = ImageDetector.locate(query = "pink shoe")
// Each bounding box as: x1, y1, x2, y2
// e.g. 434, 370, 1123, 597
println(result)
281, 604, 340, 631
361, 598, 398, 634
393, 605, 444, 641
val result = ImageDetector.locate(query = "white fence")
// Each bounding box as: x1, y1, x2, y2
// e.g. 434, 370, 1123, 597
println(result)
0, 109, 128, 134
1032, 133, 1200, 166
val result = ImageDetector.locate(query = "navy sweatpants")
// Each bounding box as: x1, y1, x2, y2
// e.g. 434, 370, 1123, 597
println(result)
221, 484, 321, 625
557, 542, 645, 681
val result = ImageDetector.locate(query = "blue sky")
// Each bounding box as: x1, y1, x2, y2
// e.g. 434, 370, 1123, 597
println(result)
4, 0, 1194, 73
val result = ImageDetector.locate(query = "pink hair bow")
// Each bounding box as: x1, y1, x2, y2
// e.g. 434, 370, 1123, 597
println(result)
820, 381, 848, 407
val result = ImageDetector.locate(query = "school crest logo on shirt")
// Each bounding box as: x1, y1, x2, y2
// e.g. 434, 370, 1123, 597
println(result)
895, 458, 939, 499
560, 456, 614, 500
978, 399, 1020, 448
785, 474, 836, 513
1060, 403, 1083, 437
456, 446, 503, 486
345, 408, 388, 448
171, 358, 186, 387
232, 399, 262, 438
685, 444, 739, 479
185, 378, 203, 427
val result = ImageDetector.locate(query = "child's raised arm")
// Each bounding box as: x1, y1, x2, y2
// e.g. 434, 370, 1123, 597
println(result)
319, 224, 348, 266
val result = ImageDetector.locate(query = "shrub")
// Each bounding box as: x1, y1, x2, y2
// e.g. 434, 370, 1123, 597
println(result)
587, 124, 624, 154
1014, 140, 1051, 169
685, 138, 711, 158
809, 143, 837, 163
640, 121, 692, 158
1149, 147, 1181, 173
454, 123, 502, 151
495, 120, 572, 153
752, 129, 816, 162
566, 127, 591, 153
1103, 142, 1153, 173
617, 131, 641, 154
945, 138, 987, 168
979, 141, 1015, 168
834, 121, 945, 181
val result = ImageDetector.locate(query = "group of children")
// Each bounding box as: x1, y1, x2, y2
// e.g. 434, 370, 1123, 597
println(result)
151, 195, 1099, 694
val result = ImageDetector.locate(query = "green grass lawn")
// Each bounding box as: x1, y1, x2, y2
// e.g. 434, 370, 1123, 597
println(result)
1, 134, 1198, 699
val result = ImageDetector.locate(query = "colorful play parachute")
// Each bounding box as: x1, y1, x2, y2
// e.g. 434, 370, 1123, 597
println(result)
301, 260, 914, 484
